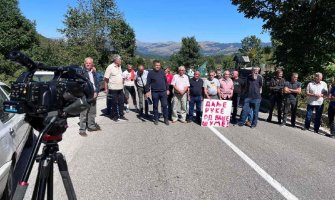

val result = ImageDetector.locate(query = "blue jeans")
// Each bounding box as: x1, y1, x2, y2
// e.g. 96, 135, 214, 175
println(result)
240, 98, 261, 126
304, 104, 324, 132
152, 91, 168, 121
189, 96, 202, 121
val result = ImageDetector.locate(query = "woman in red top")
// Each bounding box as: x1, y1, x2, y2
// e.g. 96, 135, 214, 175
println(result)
165, 67, 174, 120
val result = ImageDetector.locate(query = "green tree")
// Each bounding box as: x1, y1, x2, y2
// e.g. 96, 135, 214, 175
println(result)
0, 0, 38, 83
109, 19, 136, 65
173, 36, 201, 68
232, 0, 335, 78
239, 35, 262, 67
59, 0, 132, 67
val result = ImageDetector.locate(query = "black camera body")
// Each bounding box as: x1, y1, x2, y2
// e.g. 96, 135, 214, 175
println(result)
3, 51, 94, 135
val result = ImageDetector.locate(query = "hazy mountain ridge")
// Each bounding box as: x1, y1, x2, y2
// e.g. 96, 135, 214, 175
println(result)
136, 41, 271, 57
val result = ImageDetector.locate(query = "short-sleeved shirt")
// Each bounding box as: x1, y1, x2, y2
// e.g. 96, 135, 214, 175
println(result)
135, 70, 148, 87
233, 78, 245, 95
204, 78, 220, 96
189, 78, 204, 96
330, 86, 335, 107
166, 73, 173, 85
122, 70, 135, 87
219, 78, 234, 99
306, 81, 328, 105
284, 81, 302, 100
104, 63, 123, 90
171, 74, 190, 93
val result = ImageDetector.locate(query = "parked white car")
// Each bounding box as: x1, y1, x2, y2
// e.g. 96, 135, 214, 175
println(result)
0, 82, 33, 200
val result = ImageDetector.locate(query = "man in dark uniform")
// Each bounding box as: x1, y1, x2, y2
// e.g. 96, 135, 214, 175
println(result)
267, 69, 285, 124
231, 70, 245, 124
282, 73, 301, 127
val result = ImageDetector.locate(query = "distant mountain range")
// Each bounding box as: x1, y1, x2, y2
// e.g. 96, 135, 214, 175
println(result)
136, 41, 271, 57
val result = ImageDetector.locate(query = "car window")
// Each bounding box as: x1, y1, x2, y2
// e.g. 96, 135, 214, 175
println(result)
0, 85, 11, 95
0, 88, 13, 123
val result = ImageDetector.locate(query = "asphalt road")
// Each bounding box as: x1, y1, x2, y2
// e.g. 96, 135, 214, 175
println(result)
14, 93, 335, 200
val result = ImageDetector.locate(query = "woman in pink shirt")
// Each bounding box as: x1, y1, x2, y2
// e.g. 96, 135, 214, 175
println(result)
165, 67, 174, 120
219, 70, 234, 100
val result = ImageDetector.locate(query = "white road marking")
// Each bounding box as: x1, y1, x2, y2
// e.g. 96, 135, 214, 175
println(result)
208, 126, 299, 200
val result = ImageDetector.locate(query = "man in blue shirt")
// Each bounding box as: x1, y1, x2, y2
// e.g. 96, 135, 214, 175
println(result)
238, 67, 263, 128
145, 60, 170, 125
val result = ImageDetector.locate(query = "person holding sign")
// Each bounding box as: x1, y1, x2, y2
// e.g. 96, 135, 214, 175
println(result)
219, 70, 234, 100
188, 71, 204, 124
204, 70, 220, 100
238, 67, 263, 128
171, 66, 190, 123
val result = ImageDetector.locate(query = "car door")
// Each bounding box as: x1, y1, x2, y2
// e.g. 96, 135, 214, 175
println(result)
0, 88, 15, 195
0, 85, 28, 156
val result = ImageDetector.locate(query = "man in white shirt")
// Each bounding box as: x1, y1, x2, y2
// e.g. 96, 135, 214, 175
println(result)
122, 64, 138, 113
303, 72, 328, 133
135, 64, 149, 117
104, 55, 128, 122
171, 66, 190, 123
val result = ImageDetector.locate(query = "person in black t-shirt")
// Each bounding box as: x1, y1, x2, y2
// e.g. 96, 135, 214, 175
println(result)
282, 73, 301, 127
187, 71, 204, 124
231, 70, 245, 124
267, 69, 285, 124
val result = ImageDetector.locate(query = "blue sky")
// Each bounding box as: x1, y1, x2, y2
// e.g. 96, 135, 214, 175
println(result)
19, 0, 271, 43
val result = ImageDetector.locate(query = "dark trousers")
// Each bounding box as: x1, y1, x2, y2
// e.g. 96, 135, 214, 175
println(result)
282, 98, 298, 126
189, 95, 202, 122
304, 104, 324, 132
152, 91, 168, 121
124, 86, 137, 106
232, 93, 240, 123
267, 93, 283, 123
106, 92, 113, 115
328, 104, 335, 135
137, 87, 149, 115
167, 85, 173, 120
109, 89, 124, 118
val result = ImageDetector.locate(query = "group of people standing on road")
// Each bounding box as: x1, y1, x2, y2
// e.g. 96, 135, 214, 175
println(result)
78, 55, 335, 138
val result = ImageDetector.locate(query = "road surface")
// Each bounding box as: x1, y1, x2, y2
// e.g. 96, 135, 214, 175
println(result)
14, 93, 335, 200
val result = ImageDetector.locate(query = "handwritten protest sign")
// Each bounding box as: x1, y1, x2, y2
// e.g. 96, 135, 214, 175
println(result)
201, 99, 232, 127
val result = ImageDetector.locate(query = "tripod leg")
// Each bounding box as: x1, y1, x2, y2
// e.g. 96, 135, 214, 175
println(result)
56, 153, 77, 200
32, 160, 43, 199
47, 161, 54, 200
33, 158, 52, 200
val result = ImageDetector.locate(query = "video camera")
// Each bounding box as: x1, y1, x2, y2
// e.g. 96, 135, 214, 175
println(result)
3, 51, 94, 135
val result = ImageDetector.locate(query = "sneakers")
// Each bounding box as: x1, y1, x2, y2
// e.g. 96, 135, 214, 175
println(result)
79, 131, 88, 137
154, 120, 159, 125
113, 117, 119, 122
125, 108, 130, 113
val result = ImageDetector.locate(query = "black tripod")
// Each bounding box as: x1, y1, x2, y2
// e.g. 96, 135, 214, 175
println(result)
12, 116, 77, 200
